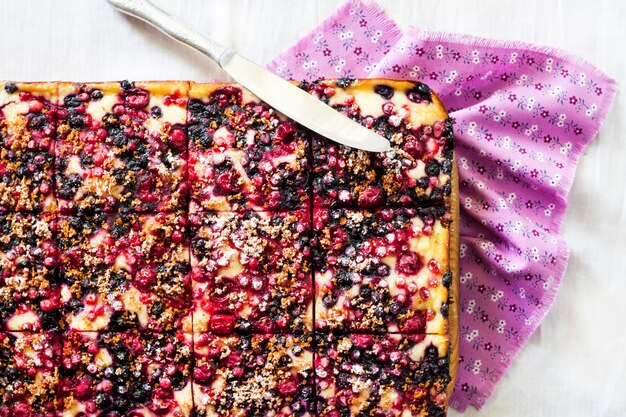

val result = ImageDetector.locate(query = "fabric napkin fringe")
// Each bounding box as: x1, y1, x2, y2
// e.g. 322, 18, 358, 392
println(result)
410, 27, 618, 138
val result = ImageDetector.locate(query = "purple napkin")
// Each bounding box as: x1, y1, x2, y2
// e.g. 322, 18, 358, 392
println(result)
267, 0, 616, 410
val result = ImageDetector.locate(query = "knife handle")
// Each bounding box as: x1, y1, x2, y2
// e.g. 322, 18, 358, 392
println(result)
107, 0, 233, 65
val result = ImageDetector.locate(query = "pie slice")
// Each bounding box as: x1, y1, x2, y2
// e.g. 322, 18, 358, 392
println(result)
190, 209, 312, 334
0, 212, 60, 331
55, 81, 189, 214
315, 333, 451, 417
306, 79, 453, 209
0, 82, 57, 213
188, 83, 310, 212
0, 331, 61, 416
313, 206, 451, 333
192, 333, 314, 417
60, 330, 193, 417
58, 211, 191, 332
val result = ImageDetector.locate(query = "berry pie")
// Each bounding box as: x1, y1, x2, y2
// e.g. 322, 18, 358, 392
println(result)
0, 331, 61, 416
57, 211, 191, 332
60, 329, 193, 416
0, 82, 57, 213
189, 209, 312, 334
188, 83, 310, 213
313, 206, 452, 334
192, 333, 314, 417
0, 212, 60, 331
55, 81, 189, 214
0, 78, 459, 416
305, 80, 454, 209
315, 333, 451, 417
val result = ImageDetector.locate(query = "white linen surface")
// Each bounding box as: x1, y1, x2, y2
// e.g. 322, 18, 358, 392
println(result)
1, 1, 624, 415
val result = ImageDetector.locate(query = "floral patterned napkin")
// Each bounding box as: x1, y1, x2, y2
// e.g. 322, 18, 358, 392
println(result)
267, 0, 616, 410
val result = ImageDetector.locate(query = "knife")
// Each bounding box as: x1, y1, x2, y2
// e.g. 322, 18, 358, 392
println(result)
107, 0, 390, 152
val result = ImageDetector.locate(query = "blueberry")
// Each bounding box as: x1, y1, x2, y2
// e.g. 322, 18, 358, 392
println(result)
114, 350, 127, 362
103, 366, 115, 379
427, 403, 447, 417
417, 82, 431, 95
431, 189, 443, 200
374, 84, 394, 100
336, 372, 350, 388
150, 303, 164, 316
94, 392, 111, 409
442, 271, 452, 287
425, 344, 438, 358
189, 124, 212, 148
338, 405, 351, 417
441, 159, 453, 175
131, 383, 149, 402
90, 89, 103, 101
292, 345, 302, 356
335, 272, 354, 290
79, 153, 93, 169
113, 396, 129, 410
417, 177, 430, 189
64, 94, 83, 108
441, 303, 449, 317
359, 286, 372, 299
377, 264, 390, 277
406, 82, 432, 103
28, 114, 47, 129
371, 290, 383, 303
120, 80, 133, 91
150, 106, 163, 118
335, 78, 354, 88
237, 319, 252, 334
426, 161, 441, 176
69, 114, 85, 129
4, 82, 18, 94
322, 294, 336, 307
171, 373, 186, 389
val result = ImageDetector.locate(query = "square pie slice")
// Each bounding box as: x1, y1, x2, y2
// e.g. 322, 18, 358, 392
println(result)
313, 206, 452, 333
60, 330, 193, 417
0, 331, 61, 416
0, 82, 57, 213
55, 81, 189, 214
190, 209, 312, 334
188, 83, 310, 213
58, 211, 191, 332
192, 333, 314, 417
315, 333, 450, 417
307, 79, 453, 209
0, 212, 60, 331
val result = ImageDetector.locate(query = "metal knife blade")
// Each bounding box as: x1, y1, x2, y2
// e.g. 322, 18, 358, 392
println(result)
107, 0, 391, 152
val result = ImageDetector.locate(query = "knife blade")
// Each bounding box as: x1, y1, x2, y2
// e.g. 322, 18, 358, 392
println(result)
107, 0, 391, 152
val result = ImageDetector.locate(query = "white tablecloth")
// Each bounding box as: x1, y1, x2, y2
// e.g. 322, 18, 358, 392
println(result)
1, 1, 624, 415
